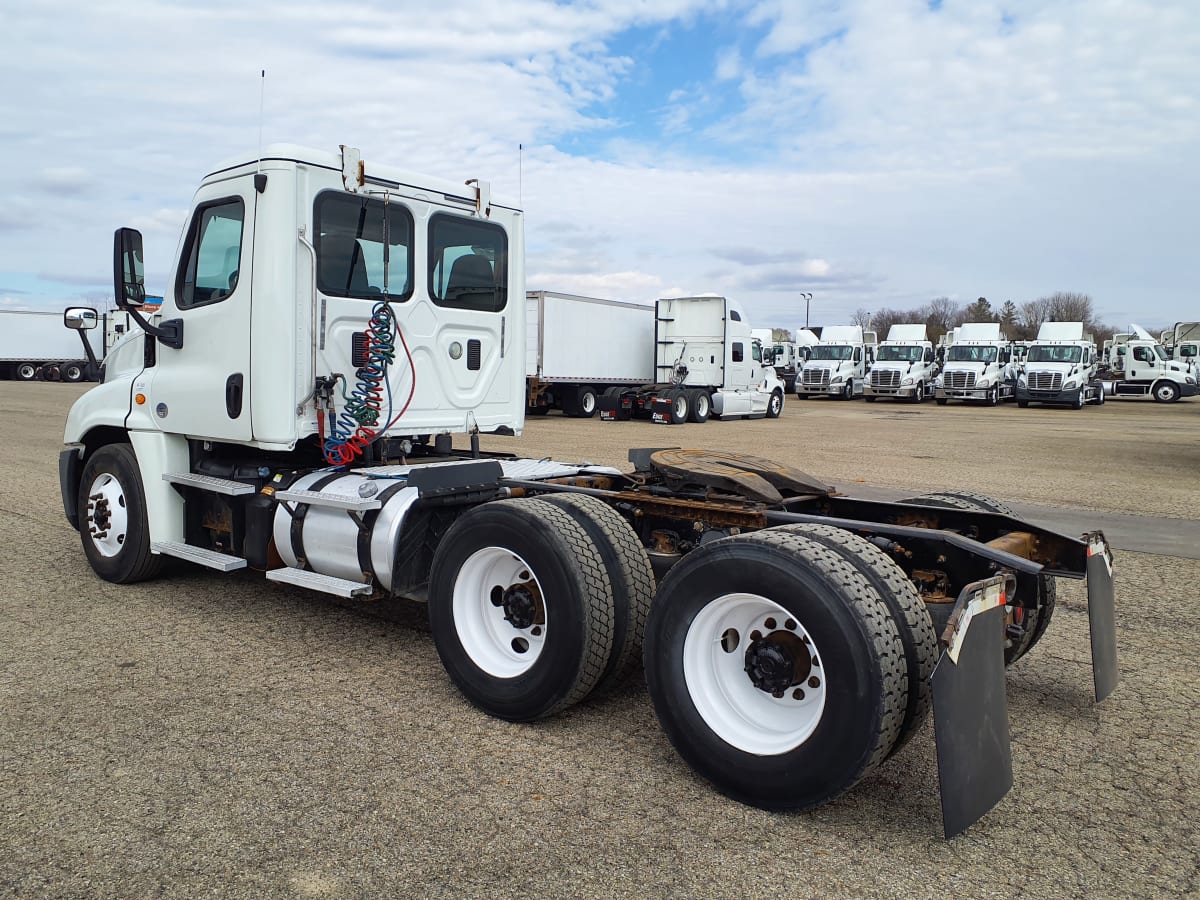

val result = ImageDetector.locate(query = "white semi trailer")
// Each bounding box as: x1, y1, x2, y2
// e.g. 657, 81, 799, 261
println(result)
0, 309, 108, 381
934, 322, 1015, 406
864, 324, 938, 402
524, 291, 654, 418
796, 325, 877, 399
56, 143, 1118, 837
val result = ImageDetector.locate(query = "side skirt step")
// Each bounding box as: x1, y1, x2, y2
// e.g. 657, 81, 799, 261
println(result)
163, 472, 257, 496
274, 488, 382, 511
266, 567, 375, 598
151, 541, 247, 572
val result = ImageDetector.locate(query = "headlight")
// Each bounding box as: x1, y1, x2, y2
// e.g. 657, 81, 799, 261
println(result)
1187, 376, 1196, 385
1018, 375, 1027, 386
934, 376, 943, 388
976, 376, 992, 388
830, 376, 843, 385
901, 377, 914, 385
1064, 379, 1077, 390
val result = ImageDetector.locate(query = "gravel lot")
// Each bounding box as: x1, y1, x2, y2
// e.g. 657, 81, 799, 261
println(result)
2, 382, 1198, 897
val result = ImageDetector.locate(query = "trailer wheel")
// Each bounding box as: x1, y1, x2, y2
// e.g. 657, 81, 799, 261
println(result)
577, 385, 598, 417
768, 524, 937, 757
540, 493, 654, 693
428, 499, 614, 721
1153, 380, 1181, 403
78, 444, 164, 584
901, 491, 1055, 665
63, 362, 85, 383
643, 530, 906, 810
766, 389, 783, 418
686, 390, 710, 423
15, 362, 38, 381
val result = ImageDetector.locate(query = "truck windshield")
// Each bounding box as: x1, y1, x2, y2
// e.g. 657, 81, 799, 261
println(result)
1154, 345, 1169, 361
811, 345, 853, 361
1027, 345, 1082, 363
947, 346, 998, 363
876, 345, 923, 362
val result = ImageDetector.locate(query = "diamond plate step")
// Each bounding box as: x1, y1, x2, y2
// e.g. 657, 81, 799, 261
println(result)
266, 567, 375, 598
151, 541, 247, 572
273, 488, 382, 511
163, 472, 256, 496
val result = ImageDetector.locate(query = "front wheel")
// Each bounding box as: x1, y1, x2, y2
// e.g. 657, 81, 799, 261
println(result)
78, 444, 164, 583
766, 389, 783, 418
988, 384, 1000, 406
841, 380, 853, 400
428, 499, 615, 722
644, 531, 906, 810
1153, 381, 1181, 403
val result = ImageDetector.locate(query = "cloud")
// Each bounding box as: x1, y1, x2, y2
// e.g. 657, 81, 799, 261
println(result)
35, 167, 92, 193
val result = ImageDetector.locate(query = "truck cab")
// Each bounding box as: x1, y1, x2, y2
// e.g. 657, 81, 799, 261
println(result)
864, 324, 937, 402
934, 322, 1014, 406
796, 325, 876, 400
61, 144, 526, 549
1015, 322, 1101, 409
1098, 336, 1197, 402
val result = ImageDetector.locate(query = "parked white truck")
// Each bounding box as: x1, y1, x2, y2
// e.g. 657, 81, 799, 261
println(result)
1016, 322, 1103, 409
797, 325, 877, 399
864, 324, 938, 402
1164, 322, 1199, 371
524, 291, 653, 418
607, 296, 786, 422
934, 322, 1015, 406
764, 339, 801, 393
0, 309, 108, 381
1095, 324, 1197, 403
56, 143, 1118, 838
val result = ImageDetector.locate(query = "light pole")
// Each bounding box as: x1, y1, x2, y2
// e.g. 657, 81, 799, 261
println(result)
802, 292, 813, 329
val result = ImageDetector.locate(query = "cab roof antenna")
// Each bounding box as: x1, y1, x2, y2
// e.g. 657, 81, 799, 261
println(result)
254, 70, 267, 193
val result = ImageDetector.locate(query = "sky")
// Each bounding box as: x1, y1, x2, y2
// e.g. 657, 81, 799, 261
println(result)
1, 0, 1197, 332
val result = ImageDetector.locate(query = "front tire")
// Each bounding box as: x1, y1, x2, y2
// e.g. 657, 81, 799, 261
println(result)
428, 499, 614, 721
78, 444, 164, 584
644, 530, 906, 811
1153, 381, 1181, 403
766, 389, 783, 418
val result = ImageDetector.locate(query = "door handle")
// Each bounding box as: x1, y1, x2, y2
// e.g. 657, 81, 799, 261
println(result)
226, 373, 244, 419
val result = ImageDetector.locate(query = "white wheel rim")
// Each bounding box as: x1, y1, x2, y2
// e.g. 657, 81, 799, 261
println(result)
696, 394, 709, 416
453, 547, 548, 678
85, 472, 129, 558
581, 392, 595, 414
683, 593, 827, 755
674, 394, 688, 417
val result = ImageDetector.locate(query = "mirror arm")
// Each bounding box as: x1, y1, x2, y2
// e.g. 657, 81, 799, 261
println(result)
126, 306, 184, 350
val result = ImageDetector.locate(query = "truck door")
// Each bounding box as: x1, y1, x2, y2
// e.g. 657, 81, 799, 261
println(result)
146, 176, 255, 442
1130, 345, 1154, 379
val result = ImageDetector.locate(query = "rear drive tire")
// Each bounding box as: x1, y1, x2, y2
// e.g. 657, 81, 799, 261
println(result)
15, 362, 38, 381
667, 389, 689, 424
687, 389, 711, 423
769, 524, 937, 757
540, 493, 655, 693
78, 444, 164, 584
428, 499, 615, 721
643, 530, 906, 811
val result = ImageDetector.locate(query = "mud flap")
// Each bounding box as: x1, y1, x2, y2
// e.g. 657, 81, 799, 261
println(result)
931, 575, 1014, 839
1085, 532, 1119, 703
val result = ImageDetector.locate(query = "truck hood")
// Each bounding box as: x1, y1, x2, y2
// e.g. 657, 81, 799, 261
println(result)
942, 361, 988, 375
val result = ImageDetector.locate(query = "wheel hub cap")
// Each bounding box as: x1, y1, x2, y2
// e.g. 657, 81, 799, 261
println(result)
744, 632, 813, 697
499, 584, 538, 629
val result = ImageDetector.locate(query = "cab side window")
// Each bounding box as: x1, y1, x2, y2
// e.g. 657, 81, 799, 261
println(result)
177, 198, 245, 308
1133, 346, 1152, 363
732, 342, 744, 363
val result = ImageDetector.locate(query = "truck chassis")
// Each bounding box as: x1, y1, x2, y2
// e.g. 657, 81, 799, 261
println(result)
61, 439, 1117, 837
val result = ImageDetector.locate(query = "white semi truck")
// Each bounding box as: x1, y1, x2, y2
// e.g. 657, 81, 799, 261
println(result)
524, 291, 653, 418
864, 324, 938, 402
1095, 325, 1197, 402
1164, 322, 1199, 371
934, 322, 1015, 406
1015, 322, 1104, 409
796, 325, 877, 399
57, 143, 1119, 837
